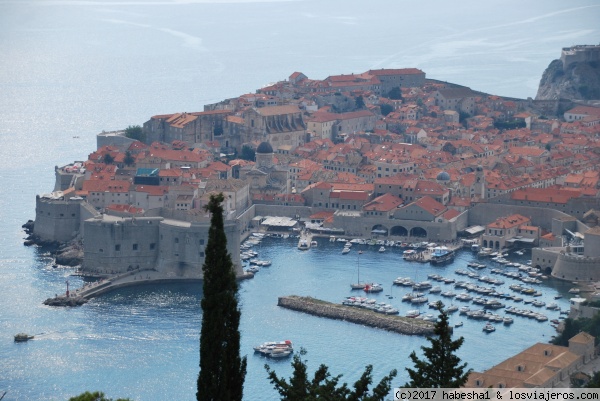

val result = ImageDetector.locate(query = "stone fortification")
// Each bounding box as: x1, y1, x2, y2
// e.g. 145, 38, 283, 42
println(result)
82, 214, 242, 278
552, 253, 600, 282
33, 195, 85, 243
278, 295, 434, 335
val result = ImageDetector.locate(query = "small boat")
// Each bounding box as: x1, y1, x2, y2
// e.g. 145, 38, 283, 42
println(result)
483, 323, 496, 333
378, 246, 385, 253
454, 322, 463, 328
342, 247, 351, 254
364, 283, 383, 293
503, 317, 514, 325
310, 240, 318, 247
297, 239, 310, 250
405, 309, 420, 318
14, 333, 34, 342
568, 288, 580, 294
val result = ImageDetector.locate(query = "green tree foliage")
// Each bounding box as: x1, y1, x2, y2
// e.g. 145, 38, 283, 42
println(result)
404, 302, 471, 388
103, 153, 114, 164
197, 193, 247, 401
493, 120, 527, 130
240, 145, 255, 161
380, 104, 393, 116
355, 95, 365, 110
265, 348, 397, 401
585, 371, 600, 388
123, 151, 135, 166
124, 125, 145, 142
68, 391, 132, 401
551, 312, 600, 347
387, 87, 403, 100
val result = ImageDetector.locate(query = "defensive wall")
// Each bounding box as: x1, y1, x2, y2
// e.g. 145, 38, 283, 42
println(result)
552, 253, 600, 282
82, 214, 241, 278
96, 130, 136, 151
34, 195, 98, 243
467, 203, 575, 233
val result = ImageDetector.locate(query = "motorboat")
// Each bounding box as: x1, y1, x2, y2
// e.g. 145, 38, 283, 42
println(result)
342, 247, 351, 254
430, 246, 455, 265
405, 309, 420, 318
482, 323, 496, 333
14, 333, 34, 342
454, 321, 463, 328
378, 246, 385, 253
364, 283, 383, 293
297, 239, 310, 250
503, 317, 514, 325
310, 240, 318, 247
254, 340, 293, 356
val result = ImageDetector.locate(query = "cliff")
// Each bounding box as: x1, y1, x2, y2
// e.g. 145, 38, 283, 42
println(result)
536, 59, 600, 101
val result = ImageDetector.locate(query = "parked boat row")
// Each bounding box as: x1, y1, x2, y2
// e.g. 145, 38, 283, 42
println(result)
341, 296, 399, 315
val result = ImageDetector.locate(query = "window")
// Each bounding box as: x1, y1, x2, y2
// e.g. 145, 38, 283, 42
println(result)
115, 244, 121, 251
199, 239, 205, 245
150, 243, 156, 250
133, 244, 138, 251
175, 237, 179, 243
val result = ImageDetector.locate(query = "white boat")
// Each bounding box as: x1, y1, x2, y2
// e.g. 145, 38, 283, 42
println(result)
483, 323, 496, 333
297, 239, 310, 250
568, 287, 580, 294
454, 321, 463, 327
503, 317, 514, 325
364, 283, 383, 293
342, 247, 351, 254
253, 340, 293, 356
405, 309, 420, 318
310, 240, 318, 247
378, 246, 385, 253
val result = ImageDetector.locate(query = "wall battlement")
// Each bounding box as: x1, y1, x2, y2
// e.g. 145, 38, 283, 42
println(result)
561, 44, 600, 70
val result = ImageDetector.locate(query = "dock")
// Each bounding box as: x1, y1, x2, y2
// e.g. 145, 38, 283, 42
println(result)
278, 295, 434, 335
43, 268, 253, 306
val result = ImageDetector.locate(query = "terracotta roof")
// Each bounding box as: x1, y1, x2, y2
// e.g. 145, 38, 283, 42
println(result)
487, 214, 530, 229
363, 193, 403, 212
411, 196, 446, 216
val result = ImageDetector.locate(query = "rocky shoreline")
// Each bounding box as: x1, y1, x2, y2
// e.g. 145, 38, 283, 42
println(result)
22, 220, 83, 267
278, 295, 435, 335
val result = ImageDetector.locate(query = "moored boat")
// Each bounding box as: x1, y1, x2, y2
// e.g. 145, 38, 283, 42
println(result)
430, 246, 455, 265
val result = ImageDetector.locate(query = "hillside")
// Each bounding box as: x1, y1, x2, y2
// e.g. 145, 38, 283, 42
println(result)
536, 58, 600, 101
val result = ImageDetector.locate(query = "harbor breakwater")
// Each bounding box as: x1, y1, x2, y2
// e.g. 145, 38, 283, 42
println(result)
278, 295, 435, 335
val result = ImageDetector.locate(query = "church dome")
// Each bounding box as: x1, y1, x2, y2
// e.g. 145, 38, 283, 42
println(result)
256, 141, 273, 154
436, 171, 451, 181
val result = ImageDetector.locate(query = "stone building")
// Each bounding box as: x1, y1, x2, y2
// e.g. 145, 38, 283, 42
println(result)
239, 142, 290, 197
466, 332, 596, 388
243, 105, 306, 151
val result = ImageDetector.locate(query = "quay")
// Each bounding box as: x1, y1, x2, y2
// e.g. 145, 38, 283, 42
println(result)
278, 295, 435, 335
43, 268, 253, 306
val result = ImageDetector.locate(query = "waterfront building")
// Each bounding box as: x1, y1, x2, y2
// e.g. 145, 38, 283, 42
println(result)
481, 213, 537, 250
466, 332, 596, 388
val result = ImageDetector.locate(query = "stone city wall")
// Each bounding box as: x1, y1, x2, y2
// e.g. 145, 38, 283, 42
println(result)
552, 253, 600, 282
33, 196, 83, 243
83, 216, 162, 274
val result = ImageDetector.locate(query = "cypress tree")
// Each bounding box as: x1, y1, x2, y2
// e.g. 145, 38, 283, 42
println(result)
404, 302, 471, 388
197, 193, 247, 401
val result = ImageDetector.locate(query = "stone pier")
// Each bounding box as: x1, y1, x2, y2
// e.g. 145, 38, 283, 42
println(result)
278, 295, 435, 335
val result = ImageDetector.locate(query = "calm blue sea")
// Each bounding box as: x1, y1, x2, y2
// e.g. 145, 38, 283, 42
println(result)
1, 1, 599, 400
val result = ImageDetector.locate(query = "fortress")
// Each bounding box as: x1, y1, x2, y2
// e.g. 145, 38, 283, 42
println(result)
561, 44, 600, 69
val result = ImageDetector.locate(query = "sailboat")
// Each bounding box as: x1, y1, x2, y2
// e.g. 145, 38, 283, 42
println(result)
350, 252, 365, 290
